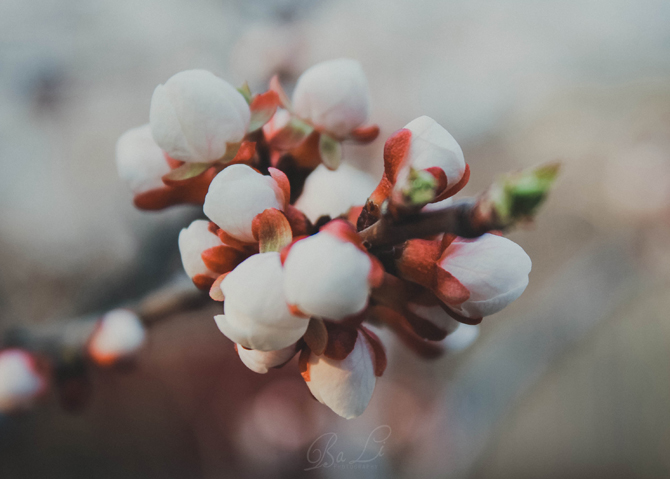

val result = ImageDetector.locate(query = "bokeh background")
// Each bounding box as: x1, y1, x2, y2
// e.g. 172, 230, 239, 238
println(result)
2, 0, 670, 477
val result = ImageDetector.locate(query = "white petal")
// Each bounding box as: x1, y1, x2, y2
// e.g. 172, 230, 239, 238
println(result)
150, 69, 250, 163
397, 116, 466, 190
295, 163, 376, 222
439, 234, 532, 318
216, 252, 309, 351
203, 164, 285, 243
293, 59, 370, 138
0, 350, 44, 412
115, 124, 170, 194
88, 309, 146, 365
178, 220, 224, 279
236, 344, 297, 374
443, 324, 480, 352
283, 232, 371, 320
305, 332, 376, 419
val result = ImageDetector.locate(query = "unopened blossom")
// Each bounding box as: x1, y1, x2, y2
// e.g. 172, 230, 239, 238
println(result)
292, 58, 371, 138
394, 115, 466, 198
236, 343, 297, 374
303, 330, 376, 419
178, 220, 225, 280
204, 164, 286, 243
88, 309, 147, 367
215, 253, 309, 351
295, 163, 376, 222
283, 227, 373, 320
150, 69, 250, 163
0, 350, 46, 413
438, 233, 531, 319
116, 124, 171, 194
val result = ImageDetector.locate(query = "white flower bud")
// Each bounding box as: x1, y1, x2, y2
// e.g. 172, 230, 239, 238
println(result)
304, 331, 376, 419
395, 116, 466, 193
283, 231, 372, 320
178, 220, 224, 280
438, 234, 531, 318
292, 59, 371, 138
115, 124, 170, 194
88, 309, 146, 366
204, 164, 285, 243
215, 253, 309, 351
0, 350, 45, 413
150, 69, 250, 163
295, 163, 376, 223
236, 344, 297, 374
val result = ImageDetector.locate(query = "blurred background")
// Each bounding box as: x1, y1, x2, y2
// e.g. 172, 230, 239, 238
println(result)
2, 0, 670, 477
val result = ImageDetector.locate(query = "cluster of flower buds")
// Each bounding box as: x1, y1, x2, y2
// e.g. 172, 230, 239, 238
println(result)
117, 59, 555, 419
0, 309, 146, 415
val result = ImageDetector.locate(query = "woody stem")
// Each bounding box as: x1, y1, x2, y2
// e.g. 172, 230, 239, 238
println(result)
359, 197, 502, 251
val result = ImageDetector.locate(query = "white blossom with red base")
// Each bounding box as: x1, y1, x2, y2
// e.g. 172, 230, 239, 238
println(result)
299, 326, 386, 419
393, 115, 467, 198
204, 164, 287, 243
437, 233, 532, 320
87, 309, 147, 367
150, 69, 250, 163
0, 349, 47, 413
214, 252, 309, 351
292, 58, 371, 139
282, 220, 384, 321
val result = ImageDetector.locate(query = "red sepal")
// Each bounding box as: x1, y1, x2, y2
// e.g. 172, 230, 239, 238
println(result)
348, 124, 380, 144
368, 255, 385, 288
370, 305, 444, 359
288, 303, 310, 318
434, 163, 470, 202
268, 167, 291, 208
252, 208, 293, 253
214, 227, 257, 252
403, 308, 450, 341
249, 91, 280, 131
425, 167, 448, 197
439, 302, 483, 325
284, 205, 312, 237
395, 238, 441, 288
192, 274, 215, 291
209, 273, 228, 301
323, 321, 358, 360
360, 326, 387, 376
383, 128, 412, 183
434, 268, 470, 305
201, 245, 247, 274
133, 168, 217, 210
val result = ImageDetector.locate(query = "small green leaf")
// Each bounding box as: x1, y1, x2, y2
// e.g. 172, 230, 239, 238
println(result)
319, 134, 342, 170
237, 82, 252, 104
162, 162, 211, 183
401, 168, 437, 206
490, 162, 560, 223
